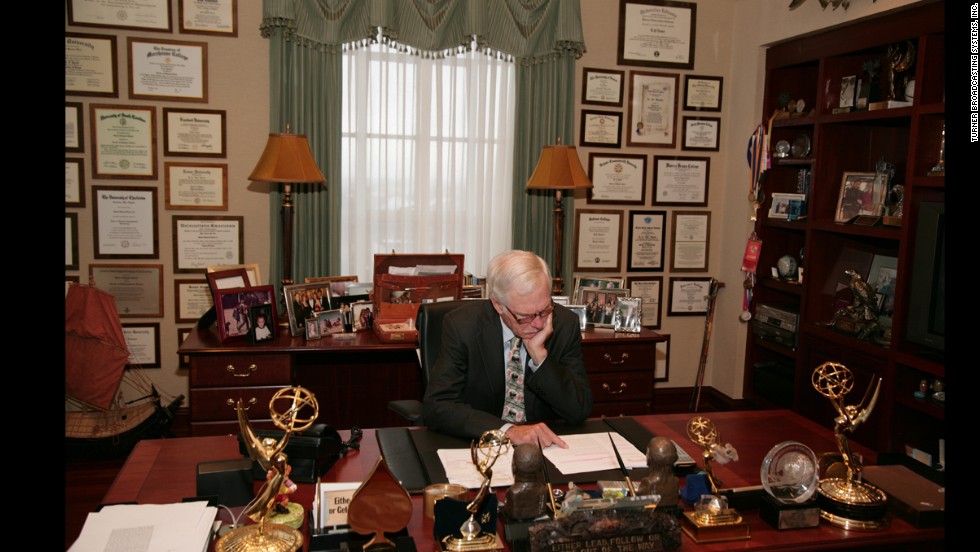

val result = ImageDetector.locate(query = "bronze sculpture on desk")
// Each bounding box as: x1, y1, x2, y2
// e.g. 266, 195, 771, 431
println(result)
216, 386, 319, 552
503, 443, 551, 521
443, 429, 510, 551
811, 362, 888, 530
636, 436, 681, 517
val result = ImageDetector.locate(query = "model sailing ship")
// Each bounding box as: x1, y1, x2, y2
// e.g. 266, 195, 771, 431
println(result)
65, 284, 184, 458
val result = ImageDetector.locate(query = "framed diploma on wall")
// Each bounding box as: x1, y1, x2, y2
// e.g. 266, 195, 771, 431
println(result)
587, 153, 647, 205
165, 162, 228, 210
653, 155, 709, 206
128, 37, 208, 103
670, 210, 710, 272
627, 71, 678, 148
681, 117, 720, 152
66, 33, 118, 97
580, 110, 623, 148
122, 323, 161, 368
627, 210, 666, 271
668, 276, 712, 316
626, 276, 663, 329
90, 104, 157, 180
66, 102, 84, 153
89, 264, 165, 317
92, 185, 160, 259
174, 279, 214, 323
582, 67, 625, 107
179, 0, 238, 37
574, 209, 623, 273
66, 213, 79, 271
66, 158, 86, 208
173, 215, 244, 273
683, 75, 723, 112
67, 0, 173, 32
163, 108, 226, 157
617, 0, 696, 70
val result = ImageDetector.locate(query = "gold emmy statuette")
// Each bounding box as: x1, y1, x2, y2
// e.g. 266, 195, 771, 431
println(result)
681, 417, 749, 543
216, 386, 320, 552
811, 362, 888, 530
442, 430, 510, 551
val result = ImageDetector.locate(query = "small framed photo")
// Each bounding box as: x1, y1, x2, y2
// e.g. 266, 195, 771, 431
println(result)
840, 75, 857, 109
613, 297, 643, 334
206, 268, 251, 303
626, 276, 663, 329
305, 317, 322, 340
283, 282, 334, 336
580, 109, 623, 148
580, 287, 629, 328
668, 277, 712, 316
681, 116, 720, 152
249, 303, 276, 343
316, 309, 346, 336
582, 67, 625, 106
769, 192, 807, 220
566, 305, 589, 330
208, 263, 261, 286
572, 276, 625, 305
215, 285, 277, 343
552, 296, 570, 306
835, 172, 884, 223
682, 75, 723, 112
351, 301, 375, 331
868, 254, 898, 327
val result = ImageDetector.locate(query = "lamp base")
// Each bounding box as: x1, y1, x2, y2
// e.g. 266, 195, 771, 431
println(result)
552, 277, 563, 296
279, 279, 293, 328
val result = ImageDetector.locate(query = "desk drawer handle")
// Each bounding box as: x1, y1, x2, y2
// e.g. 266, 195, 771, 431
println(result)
226, 397, 257, 410
603, 353, 629, 365
602, 382, 627, 395
227, 364, 258, 377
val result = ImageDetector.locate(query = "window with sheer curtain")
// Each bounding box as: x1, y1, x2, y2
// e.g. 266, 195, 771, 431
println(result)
340, 42, 516, 281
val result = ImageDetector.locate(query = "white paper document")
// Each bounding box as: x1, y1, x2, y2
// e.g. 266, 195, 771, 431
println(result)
437, 446, 515, 489
69, 501, 217, 552
542, 432, 647, 475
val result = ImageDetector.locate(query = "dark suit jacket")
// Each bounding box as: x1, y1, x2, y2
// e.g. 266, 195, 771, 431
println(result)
422, 300, 592, 439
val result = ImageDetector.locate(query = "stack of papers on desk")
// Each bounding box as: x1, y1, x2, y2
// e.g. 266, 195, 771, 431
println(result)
69, 501, 217, 552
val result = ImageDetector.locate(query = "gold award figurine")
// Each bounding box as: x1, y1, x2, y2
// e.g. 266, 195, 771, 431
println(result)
681, 417, 748, 543
217, 386, 319, 552
811, 362, 888, 530
442, 430, 510, 551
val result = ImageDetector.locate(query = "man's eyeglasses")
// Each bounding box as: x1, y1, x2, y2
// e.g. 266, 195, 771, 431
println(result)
503, 302, 556, 324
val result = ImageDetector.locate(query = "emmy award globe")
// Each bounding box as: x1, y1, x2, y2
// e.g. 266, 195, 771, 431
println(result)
680, 417, 749, 543
759, 441, 821, 529
442, 430, 510, 551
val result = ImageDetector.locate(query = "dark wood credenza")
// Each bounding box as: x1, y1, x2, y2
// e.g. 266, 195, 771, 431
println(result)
178, 326, 667, 435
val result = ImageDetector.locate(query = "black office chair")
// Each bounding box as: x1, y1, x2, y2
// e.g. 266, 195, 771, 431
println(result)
387, 299, 472, 424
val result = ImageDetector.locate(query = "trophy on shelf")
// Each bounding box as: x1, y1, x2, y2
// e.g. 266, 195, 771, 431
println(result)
441, 430, 511, 551
811, 362, 888, 530
759, 441, 821, 529
928, 123, 945, 176
217, 386, 320, 552
679, 417, 749, 543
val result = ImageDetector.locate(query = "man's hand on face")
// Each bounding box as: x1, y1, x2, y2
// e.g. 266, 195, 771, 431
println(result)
524, 312, 552, 366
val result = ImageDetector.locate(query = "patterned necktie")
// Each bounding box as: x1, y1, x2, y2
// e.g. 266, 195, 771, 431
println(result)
502, 336, 525, 423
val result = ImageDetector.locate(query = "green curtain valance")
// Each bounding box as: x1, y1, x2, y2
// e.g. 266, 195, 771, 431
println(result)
261, 0, 585, 63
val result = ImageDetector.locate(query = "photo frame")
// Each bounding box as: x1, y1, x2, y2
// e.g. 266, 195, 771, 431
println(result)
66, 33, 118, 97
579, 287, 630, 328
588, 153, 647, 205
681, 116, 720, 152
574, 209, 623, 272
835, 172, 885, 223
249, 303, 277, 343
840, 75, 857, 109
305, 274, 359, 298
208, 263, 261, 286
90, 104, 157, 179
351, 301, 375, 331
66, 213, 79, 271
613, 297, 643, 333
305, 317, 322, 340
122, 323, 161, 368
92, 185, 159, 259
682, 75, 723, 112
627, 71, 679, 148
572, 276, 625, 305
128, 37, 208, 103
173, 216, 244, 273
626, 276, 663, 329
179, 0, 238, 37
769, 192, 807, 220
89, 264, 164, 317
283, 282, 334, 337
66, 102, 84, 153
165, 162, 228, 210
215, 285, 277, 343
316, 309, 346, 336
867, 254, 898, 328
566, 305, 588, 330
668, 276, 712, 315
582, 67, 625, 106
670, 210, 710, 272
66, 158, 86, 207
174, 279, 213, 323
627, 210, 666, 272
206, 268, 251, 301
580, 110, 623, 148
655, 335, 670, 382
163, 108, 227, 157
67, 0, 173, 32
552, 296, 570, 306
617, 0, 696, 70
653, 156, 709, 206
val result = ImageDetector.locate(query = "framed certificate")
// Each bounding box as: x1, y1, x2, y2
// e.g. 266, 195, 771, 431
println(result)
179, 0, 238, 36
66, 158, 86, 208
92, 185, 159, 259
626, 276, 663, 329
90, 104, 157, 179
627, 71, 678, 148
582, 67, 625, 107
66, 213, 79, 271
173, 215, 244, 273
653, 156, 709, 206
89, 264, 165, 317
574, 209, 623, 272
128, 37, 208, 102
627, 210, 666, 271
580, 110, 623, 148
670, 210, 710, 272
668, 276, 712, 316
163, 108, 226, 157
165, 162, 228, 210
67, 0, 173, 32
587, 153, 646, 205
122, 323, 161, 368
66, 102, 84, 153
681, 117, 720, 152
66, 33, 118, 97
617, 0, 696, 70
683, 75, 723, 112
174, 279, 214, 323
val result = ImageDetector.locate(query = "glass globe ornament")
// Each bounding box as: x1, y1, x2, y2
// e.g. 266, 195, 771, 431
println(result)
776, 255, 798, 280
760, 441, 818, 504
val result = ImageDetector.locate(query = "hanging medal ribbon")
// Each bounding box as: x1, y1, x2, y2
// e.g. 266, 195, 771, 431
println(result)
740, 232, 762, 322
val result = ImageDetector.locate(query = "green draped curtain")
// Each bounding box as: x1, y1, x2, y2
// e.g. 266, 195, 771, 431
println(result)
260, 0, 584, 287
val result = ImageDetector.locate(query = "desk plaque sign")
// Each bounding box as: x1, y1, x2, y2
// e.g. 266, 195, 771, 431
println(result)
528, 509, 681, 551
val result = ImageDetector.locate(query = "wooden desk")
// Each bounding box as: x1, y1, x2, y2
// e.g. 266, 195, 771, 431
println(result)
179, 326, 667, 435
103, 410, 944, 551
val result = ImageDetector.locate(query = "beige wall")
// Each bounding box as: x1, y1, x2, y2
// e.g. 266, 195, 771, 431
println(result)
66, 0, 930, 409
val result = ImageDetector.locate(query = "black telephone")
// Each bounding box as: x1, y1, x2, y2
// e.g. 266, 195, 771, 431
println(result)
237, 424, 363, 483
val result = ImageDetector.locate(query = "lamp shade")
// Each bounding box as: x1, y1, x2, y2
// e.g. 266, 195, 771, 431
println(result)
248, 132, 326, 184
526, 143, 592, 190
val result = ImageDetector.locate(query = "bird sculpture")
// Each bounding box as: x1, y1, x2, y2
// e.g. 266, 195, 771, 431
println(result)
845, 269, 878, 321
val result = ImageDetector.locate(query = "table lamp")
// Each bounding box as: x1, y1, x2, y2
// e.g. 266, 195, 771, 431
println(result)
248, 125, 327, 324
526, 138, 592, 295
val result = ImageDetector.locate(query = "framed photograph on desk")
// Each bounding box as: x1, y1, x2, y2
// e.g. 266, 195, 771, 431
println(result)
215, 285, 277, 343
